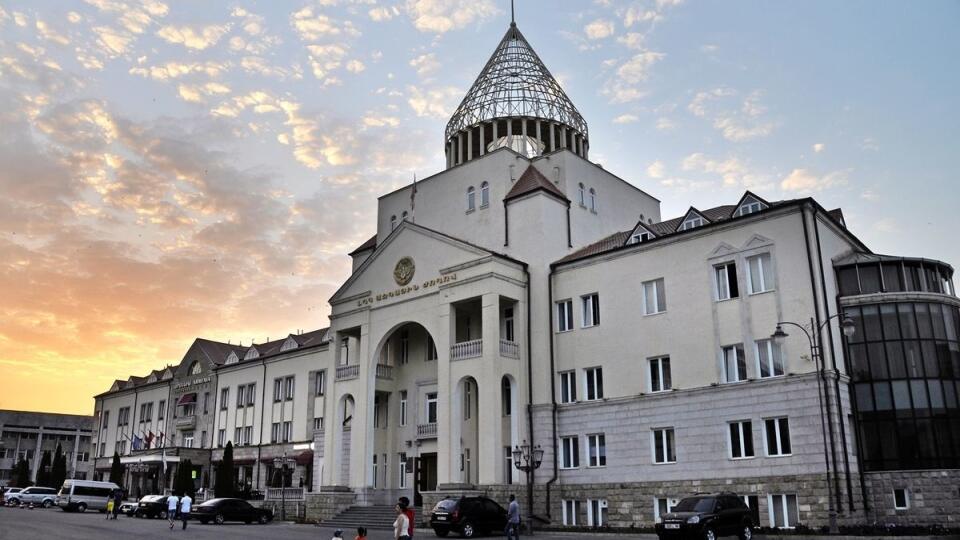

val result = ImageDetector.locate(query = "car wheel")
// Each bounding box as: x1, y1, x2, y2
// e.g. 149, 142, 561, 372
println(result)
77, 503, 87, 513
215, 513, 225, 525
258, 514, 268, 524
738, 523, 753, 540
42, 500, 52, 508
434, 528, 449, 537
704, 527, 716, 540
160, 510, 168, 520
461, 522, 475, 538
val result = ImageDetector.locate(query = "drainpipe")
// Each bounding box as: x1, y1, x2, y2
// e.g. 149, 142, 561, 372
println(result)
523, 263, 536, 524
812, 206, 855, 511
544, 264, 558, 519
504, 200, 510, 247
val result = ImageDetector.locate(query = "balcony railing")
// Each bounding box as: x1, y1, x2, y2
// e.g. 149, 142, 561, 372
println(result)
416, 423, 437, 439
451, 339, 482, 361
499, 339, 520, 359
336, 364, 359, 381
375, 364, 393, 380
265, 487, 305, 501
174, 415, 196, 429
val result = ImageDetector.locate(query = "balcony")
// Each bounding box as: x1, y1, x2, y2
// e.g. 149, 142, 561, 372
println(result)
416, 423, 437, 439
175, 415, 196, 429
375, 364, 393, 380
499, 339, 519, 359
451, 339, 482, 361
336, 364, 359, 381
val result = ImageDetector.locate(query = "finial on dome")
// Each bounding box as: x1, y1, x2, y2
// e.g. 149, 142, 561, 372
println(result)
510, 0, 515, 25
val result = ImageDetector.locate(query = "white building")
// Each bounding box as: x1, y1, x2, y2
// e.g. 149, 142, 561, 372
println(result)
91, 21, 959, 527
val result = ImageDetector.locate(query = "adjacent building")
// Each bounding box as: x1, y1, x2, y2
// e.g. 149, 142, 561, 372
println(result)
90, 20, 959, 527
0, 409, 94, 487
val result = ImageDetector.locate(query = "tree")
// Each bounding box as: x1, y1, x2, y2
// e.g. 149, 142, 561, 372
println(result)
50, 443, 68, 489
36, 451, 51, 487
214, 442, 235, 498
109, 451, 124, 486
12, 458, 31, 487
174, 459, 194, 497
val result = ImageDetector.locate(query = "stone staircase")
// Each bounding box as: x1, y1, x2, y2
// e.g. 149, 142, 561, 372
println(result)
322, 504, 405, 530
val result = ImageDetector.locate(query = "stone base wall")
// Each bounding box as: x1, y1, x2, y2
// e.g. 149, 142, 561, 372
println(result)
862, 470, 960, 526
304, 488, 357, 523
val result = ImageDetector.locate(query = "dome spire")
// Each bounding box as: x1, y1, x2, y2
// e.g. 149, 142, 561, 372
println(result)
444, 14, 589, 168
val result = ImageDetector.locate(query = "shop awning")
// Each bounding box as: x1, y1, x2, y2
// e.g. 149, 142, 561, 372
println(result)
176, 393, 196, 405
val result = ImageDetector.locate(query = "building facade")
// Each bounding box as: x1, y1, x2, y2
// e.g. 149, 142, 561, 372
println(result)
90, 21, 958, 527
0, 409, 94, 487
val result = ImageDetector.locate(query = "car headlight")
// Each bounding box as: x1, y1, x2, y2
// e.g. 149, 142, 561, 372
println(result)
687, 516, 700, 524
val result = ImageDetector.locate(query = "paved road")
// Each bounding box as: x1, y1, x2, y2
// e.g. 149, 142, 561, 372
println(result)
0, 506, 660, 540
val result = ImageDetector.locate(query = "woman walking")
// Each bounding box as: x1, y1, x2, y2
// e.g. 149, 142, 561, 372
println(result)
393, 502, 411, 540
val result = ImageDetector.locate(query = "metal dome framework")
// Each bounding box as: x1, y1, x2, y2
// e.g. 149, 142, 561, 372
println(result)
444, 23, 589, 168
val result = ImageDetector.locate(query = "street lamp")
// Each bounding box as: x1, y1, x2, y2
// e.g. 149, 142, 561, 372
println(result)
272, 453, 295, 521
512, 440, 544, 535
771, 314, 855, 535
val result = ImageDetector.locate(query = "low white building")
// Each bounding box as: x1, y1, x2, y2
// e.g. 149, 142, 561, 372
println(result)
91, 20, 958, 528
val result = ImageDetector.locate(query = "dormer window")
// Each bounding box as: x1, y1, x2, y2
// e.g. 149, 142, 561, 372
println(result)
679, 216, 704, 231
578, 183, 585, 206
244, 347, 259, 361
630, 232, 652, 244
466, 186, 476, 211
188, 361, 202, 375
280, 336, 299, 352
225, 352, 239, 365
390, 215, 397, 230
480, 182, 489, 207
733, 193, 769, 217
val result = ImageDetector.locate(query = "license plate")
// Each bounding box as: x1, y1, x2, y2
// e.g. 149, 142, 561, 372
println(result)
666, 524, 680, 529
436, 516, 447, 521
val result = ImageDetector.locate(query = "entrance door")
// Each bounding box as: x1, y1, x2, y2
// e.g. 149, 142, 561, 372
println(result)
414, 453, 437, 507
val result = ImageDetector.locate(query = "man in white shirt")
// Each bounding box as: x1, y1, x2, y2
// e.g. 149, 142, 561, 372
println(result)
179, 493, 193, 530
167, 494, 179, 530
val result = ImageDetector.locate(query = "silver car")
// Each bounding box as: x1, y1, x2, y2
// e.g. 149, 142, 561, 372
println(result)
9, 486, 58, 507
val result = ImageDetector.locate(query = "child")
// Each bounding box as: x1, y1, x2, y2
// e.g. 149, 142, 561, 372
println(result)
355, 527, 368, 540
332, 528, 344, 540
105, 497, 114, 520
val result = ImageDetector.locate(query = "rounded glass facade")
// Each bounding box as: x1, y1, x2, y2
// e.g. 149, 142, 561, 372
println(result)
845, 301, 960, 470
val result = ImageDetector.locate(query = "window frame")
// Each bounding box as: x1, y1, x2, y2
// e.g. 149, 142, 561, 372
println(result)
755, 339, 785, 378
559, 371, 577, 404
648, 356, 672, 393
893, 488, 909, 510
747, 253, 775, 294
581, 293, 600, 328
589, 188, 597, 212
587, 433, 607, 468
651, 427, 676, 464
556, 299, 574, 332
728, 420, 755, 460
466, 186, 476, 212
714, 261, 740, 301
559, 435, 580, 469
722, 344, 748, 383
642, 278, 666, 315
766, 494, 799, 528
764, 417, 792, 457
562, 499, 579, 526
426, 392, 438, 424
315, 370, 326, 397
584, 367, 604, 401
399, 390, 408, 427
479, 181, 489, 208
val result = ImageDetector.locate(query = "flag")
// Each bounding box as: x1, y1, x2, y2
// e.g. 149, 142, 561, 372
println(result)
132, 434, 141, 451
146, 431, 155, 450
158, 431, 165, 448
409, 173, 417, 222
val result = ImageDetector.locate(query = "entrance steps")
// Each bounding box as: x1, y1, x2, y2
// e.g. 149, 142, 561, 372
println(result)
323, 504, 411, 530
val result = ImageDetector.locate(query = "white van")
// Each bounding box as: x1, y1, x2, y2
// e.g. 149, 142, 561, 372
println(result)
56, 480, 120, 512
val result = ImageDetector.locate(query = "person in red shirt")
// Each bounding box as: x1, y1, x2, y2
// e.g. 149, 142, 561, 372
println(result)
399, 497, 415, 538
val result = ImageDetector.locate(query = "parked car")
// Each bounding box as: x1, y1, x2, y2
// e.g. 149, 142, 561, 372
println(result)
655, 493, 754, 540
8, 486, 58, 507
430, 496, 507, 538
56, 480, 120, 512
193, 498, 273, 525
119, 499, 138, 516
3, 487, 23, 506
133, 495, 170, 519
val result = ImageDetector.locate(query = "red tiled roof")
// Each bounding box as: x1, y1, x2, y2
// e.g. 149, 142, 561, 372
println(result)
505, 165, 568, 203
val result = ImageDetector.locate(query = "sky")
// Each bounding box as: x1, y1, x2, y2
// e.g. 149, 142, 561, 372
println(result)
1, 0, 958, 415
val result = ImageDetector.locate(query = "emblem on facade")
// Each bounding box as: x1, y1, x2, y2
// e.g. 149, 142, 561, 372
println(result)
393, 257, 415, 286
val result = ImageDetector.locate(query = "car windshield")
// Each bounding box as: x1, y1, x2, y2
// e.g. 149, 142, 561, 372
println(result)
673, 497, 716, 513
434, 498, 458, 512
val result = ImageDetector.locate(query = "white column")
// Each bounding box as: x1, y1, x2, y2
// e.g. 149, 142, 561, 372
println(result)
535, 121, 542, 156
436, 303, 454, 485
549, 122, 555, 152
479, 123, 486, 156
71, 431, 81, 478
492, 120, 499, 147
520, 119, 528, 156
31, 428, 43, 482
350, 325, 371, 489
467, 128, 473, 162
561, 126, 568, 149
477, 293, 501, 485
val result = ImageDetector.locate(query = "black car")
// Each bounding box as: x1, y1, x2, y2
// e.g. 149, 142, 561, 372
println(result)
430, 496, 507, 538
133, 495, 169, 519
193, 498, 274, 525
655, 493, 753, 540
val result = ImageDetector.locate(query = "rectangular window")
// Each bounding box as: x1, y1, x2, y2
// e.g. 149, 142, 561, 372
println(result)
502, 378, 512, 416
243, 426, 252, 445
217, 429, 225, 448
764, 417, 792, 456
504, 447, 513, 484
271, 422, 280, 443
313, 417, 324, 431
245, 383, 256, 406
715, 261, 739, 300
560, 436, 580, 469
581, 293, 600, 327
587, 499, 608, 527
371, 454, 378, 488
504, 307, 515, 341
234, 427, 242, 446
400, 390, 408, 426
652, 428, 676, 464
587, 434, 606, 467
654, 498, 678, 523
729, 421, 755, 459
426, 392, 438, 424
237, 385, 245, 408
200, 430, 207, 448
723, 344, 747, 383
747, 253, 774, 294
649, 356, 671, 392
183, 433, 194, 448
767, 494, 799, 528
560, 371, 577, 404
158, 401, 165, 420
282, 421, 292, 442
893, 488, 909, 510
557, 300, 574, 332
315, 370, 326, 396
562, 500, 579, 526
284, 376, 295, 401
755, 339, 784, 378
463, 381, 472, 420
643, 278, 667, 314
220, 388, 229, 410
584, 367, 604, 401
203, 392, 210, 414
273, 378, 282, 402
398, 453, 407, 489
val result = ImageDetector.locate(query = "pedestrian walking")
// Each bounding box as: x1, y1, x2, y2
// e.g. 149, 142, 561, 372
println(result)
105, 497, 114, 520
111, 490, 123, 520
394, 503, 411, 540
505, 494, 520, 540
399, 497, 415, 539
355, 526, 368, 540
167, 493, 180, 529
179, 492, 193, 530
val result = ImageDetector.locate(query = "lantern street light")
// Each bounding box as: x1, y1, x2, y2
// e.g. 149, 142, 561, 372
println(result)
771, 314, 855, 535
512, 440, 544, 535
272, 453, 296, 521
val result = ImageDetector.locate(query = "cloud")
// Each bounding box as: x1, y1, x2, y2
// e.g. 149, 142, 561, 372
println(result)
405, 0, 498, 34
585, 19, 615, 40
410, 53, 440, 77
617, 32, 645, 50
406, 85, 462, 118
612, 114, 638, 124
655, 117, 675, 131
156, 24, 231, 50
177, 82, 231, 103
688, 87, 775, 142
346, 59, 366, 73
290, 6, 360, 41
647, 160, 665, 178
369, 6, 400, 21
92, 26, 135, 56
36, 20, 70, 45
780, 168, 850, 193
682, 152, 772, 190
860, 189, 878, 202
129, 60, 229, 80
602, 51, 664, 103
813, 143, 824, 153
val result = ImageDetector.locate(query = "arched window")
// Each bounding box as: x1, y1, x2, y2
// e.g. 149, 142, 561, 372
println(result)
578, 183, 585, 206
188, 361, 202, 375
480, 182, 489, 207
466, 186, 476, 211
401, 211, 408, 221
589, 188, 597, 212
390, 215, 397, 230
